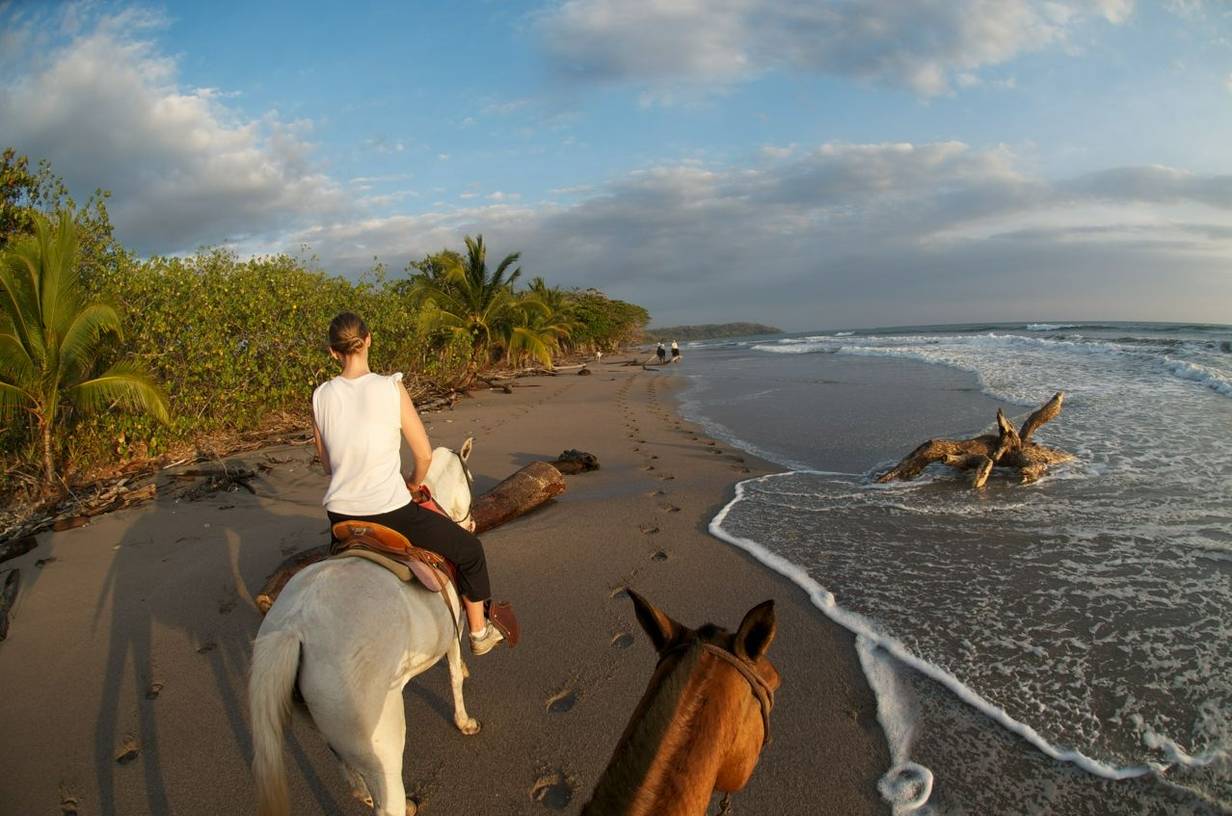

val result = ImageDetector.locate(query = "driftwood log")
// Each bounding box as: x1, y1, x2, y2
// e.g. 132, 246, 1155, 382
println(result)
255, 459, 573, 614
471, 461, 567, 533
0, 569, 20, 641
877, 392, 1074, 489
0, 536, 37, 565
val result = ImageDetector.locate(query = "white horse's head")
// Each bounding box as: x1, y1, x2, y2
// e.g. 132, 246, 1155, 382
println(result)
423, 436, 475, 528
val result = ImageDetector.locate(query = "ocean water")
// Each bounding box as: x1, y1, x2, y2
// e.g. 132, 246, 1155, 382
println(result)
678, 322, 1232, 814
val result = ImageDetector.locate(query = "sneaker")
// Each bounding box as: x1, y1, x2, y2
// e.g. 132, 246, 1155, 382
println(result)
469, 623, 504, 656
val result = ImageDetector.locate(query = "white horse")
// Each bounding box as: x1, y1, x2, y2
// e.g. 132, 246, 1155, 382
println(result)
250, 438, 477, 816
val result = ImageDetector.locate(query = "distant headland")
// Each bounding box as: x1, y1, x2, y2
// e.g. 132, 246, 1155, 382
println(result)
643, 322, 783, 342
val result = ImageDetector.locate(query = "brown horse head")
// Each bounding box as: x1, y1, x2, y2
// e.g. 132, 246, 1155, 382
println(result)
582, 591, 781, 816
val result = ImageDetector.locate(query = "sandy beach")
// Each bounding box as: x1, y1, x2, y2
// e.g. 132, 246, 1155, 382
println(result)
0, 362, 888, 816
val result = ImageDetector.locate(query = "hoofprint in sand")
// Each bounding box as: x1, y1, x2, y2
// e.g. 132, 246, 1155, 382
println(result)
0, 366, 886, 816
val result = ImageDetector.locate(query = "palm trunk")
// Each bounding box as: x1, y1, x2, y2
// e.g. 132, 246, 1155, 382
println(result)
40, 418, 56, 487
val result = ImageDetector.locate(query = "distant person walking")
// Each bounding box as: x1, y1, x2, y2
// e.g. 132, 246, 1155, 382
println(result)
670, 340, 681, 363
656, 342, 667, 364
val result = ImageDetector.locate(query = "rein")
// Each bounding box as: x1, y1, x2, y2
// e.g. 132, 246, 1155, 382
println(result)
447, 449, 475, 527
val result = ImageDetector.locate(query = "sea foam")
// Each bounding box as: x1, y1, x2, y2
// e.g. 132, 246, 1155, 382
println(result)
699, 324, 1232, 810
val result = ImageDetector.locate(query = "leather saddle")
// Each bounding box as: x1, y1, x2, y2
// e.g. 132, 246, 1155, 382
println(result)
330, 521, 457, 593
328, 517, 520, 648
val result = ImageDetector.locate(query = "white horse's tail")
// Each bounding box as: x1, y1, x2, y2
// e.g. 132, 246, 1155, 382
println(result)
249, 629, 302, 816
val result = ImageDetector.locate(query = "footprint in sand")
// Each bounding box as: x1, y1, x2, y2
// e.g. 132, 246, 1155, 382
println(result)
657, 474, 676, 481
641, 465, 655, 471
546, 689, 578, 714
59, 786, 80, 815
114, 734, 140, 765
639, 524, 660, 535
530, 770, 574, 810
651, 550, 669, 561
611, 632, 636, 649
658, 504, 681, 513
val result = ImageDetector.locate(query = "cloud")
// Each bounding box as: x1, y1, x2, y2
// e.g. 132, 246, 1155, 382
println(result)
0, 5, 346, 254
1062, 166, 1232, 209
479, 97, 532, 116
277, 142, 1232, 327
537, 0, 1130, 96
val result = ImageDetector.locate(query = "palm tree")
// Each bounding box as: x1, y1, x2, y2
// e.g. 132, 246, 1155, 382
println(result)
507, 290, 574, 369
503, 277, 577, 368
409, 235, 523, 379
0, 212, 169, 487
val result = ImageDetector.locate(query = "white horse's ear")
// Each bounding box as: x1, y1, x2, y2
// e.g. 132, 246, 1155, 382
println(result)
460, 437, 474, 462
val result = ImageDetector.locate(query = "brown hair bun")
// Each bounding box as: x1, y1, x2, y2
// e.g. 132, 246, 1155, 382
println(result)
328, 312, 370, 356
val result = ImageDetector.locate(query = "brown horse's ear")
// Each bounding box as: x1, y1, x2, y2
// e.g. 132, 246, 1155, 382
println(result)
627, 589, 681, 653
460, 437, 474, 462
735, 600, 776, 662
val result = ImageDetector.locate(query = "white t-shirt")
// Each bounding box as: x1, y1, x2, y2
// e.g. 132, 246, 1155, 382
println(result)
312, 371, 412, 515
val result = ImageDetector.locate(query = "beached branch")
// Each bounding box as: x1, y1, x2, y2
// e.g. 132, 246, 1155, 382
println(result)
0, 536, 38, 566
0, 569, 20, 641
472, 461, 567, 532
876, 392, 1074, 489
255, 459, 574, 614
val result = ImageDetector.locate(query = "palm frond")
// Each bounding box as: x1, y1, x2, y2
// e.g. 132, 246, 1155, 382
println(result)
0, 379, 35, 420
508, 326, 555, 368
0, 238, 47, 366
67, 361, 170, 425
53, 224, 85, 333
0, 332, 36, 389
39, 212, 83, 336
57, 302, 123, 384
493, 255, 521, 290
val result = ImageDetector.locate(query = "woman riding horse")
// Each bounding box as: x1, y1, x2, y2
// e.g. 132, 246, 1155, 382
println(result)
312, 311, 505, 655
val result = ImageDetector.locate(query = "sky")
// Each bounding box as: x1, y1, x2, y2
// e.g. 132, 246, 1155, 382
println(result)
1, 0, 1231, 330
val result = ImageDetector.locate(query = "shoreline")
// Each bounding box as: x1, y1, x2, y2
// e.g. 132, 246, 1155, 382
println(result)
677, 337, 1232, 814
0, 362, 889, 815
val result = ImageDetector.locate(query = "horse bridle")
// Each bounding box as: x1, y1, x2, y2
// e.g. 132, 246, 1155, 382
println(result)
659, 638, 776, 749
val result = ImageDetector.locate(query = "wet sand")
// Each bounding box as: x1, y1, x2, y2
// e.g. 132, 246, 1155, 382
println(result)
0, 363, 888, 815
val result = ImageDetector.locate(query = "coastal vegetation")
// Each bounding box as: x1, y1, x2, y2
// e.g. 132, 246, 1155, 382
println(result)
0, 213, 169, 487
643, 322, 781, 342
0, 149, 649, 501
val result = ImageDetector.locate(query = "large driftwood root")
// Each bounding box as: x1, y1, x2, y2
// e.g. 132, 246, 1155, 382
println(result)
877, 392, 1074, 489
549, 450, 599, 475
255, 460, 573, 614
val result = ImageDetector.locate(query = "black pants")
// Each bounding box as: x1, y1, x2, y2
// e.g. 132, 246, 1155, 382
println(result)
328, 501, 491, 601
